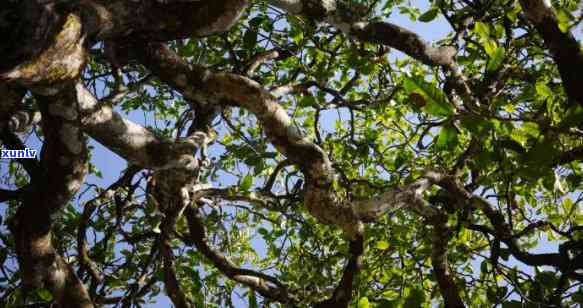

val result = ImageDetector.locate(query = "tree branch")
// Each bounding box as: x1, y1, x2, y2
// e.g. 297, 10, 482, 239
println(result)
11, 83, 93, 307
431, 213, 465, 308
75, 82, 199, 170
268, 0, 456, 67
314, 235, 364, 308
0, 188, 20, 203
76, 165, 141, 285
185, 205, 295, 304
519, 0, 583, 107
131, 41, 363, 239
427, 172, 570, 270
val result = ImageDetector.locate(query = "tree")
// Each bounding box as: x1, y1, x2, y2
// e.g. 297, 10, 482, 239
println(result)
0, 0, 582, 306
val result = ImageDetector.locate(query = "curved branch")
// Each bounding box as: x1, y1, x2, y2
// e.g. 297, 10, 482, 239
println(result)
268, 0, 456, 67
519, 0, 583, 107
80, 0, 248, 41
184, 206, 295, 304
131, 41, 362, 238
1, 0, 247, 93
428, 173, 570, 270
75, 82, 199, 170
131, 42, 461, 239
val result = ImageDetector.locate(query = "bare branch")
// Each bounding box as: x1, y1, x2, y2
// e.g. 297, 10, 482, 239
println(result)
77, 165, 141, 284
263, 159, 293, 193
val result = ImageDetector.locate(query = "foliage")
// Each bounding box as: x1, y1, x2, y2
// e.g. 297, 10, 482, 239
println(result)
1, 0, 583, 307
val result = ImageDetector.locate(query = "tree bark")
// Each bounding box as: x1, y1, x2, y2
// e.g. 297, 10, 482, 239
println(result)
9, 83, 92, 307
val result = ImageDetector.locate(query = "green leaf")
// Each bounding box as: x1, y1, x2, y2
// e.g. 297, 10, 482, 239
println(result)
299, 95, 316, 107
535, 81, 552, 100
404, 76, 453, 117
526, 138, 555, 165
559, 104, 583, 128
240, 174, 254, 191
460, 115, 493, 134
248, 16, 265, 27
435, 124, 459, 150
376, 240, 390, 250
487, 45, 505, 72
483, 39, 498, 57
474, 21, 490, 39
404, 287, 425, 307
556, 8, 573, 33
358, 297, 370, 308
248, 289, 258, 308
36, 288, 53, 302
418, 8, 439, 22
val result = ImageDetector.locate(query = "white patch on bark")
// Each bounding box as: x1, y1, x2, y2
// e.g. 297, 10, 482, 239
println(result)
267, 0, 303, 14
320, 0, 337, 14
76, 82, 98, 110
351, 21, 368, 31
67, 179, 82, 195
49, 264, 67, 291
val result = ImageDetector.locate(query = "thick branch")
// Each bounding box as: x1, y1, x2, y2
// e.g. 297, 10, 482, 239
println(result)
80, 0, 247, 41
131, 42, 468, 239
75, 82, 199, 170
519, 0, 583, 107
268, 0, 456, 67
1, 0, 246, 93
11, 83, 92, 307
352, 178, 437, 221
0, 188, 20, 203
131, 41, 363, 238
0, 82, 26, 128
1, 9, 87, 95
159, 198, 194, 308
